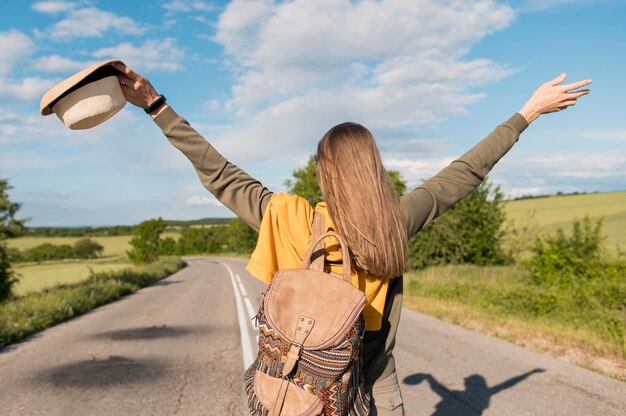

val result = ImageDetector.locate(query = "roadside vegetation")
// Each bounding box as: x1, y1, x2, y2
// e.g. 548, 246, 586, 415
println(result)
405, 218, 625, 380
0, 258, 186, 348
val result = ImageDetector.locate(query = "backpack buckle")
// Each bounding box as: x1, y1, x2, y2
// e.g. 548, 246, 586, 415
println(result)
281, 316, 315, 377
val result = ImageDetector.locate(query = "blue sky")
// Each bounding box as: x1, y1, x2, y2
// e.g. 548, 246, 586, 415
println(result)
0, 0, 624, 226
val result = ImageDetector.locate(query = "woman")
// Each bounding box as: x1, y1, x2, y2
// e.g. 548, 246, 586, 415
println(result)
113, 62, 590, 415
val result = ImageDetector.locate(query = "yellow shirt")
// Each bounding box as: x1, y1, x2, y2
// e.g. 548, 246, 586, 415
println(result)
246, 193, 388, 331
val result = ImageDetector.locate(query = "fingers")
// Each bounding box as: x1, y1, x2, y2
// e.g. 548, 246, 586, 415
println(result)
116, 73, 134, 86
112, 62, 140, 80
548, 73, 567, 86
561, 79, 592, 92
567, 89, 590, 99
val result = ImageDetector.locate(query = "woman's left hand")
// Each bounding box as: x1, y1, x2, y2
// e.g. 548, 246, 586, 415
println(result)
518, 73, 591, 124
112, 62, 161, 110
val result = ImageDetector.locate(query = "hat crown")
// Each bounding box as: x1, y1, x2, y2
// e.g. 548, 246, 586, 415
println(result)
40, 59, 127, 130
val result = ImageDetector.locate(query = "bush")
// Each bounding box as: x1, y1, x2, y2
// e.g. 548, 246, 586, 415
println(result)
526, 216, 606, 288
158, 236, 177, 256
173, 221, 257, 255
176, 226, 215, 254
72, 238, 104, 259
408, 179, 507, 270
23, 243, 74, 262
522, 216, 625, 348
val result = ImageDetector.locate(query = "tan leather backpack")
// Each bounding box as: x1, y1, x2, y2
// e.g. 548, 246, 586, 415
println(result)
243, 212, 370, 415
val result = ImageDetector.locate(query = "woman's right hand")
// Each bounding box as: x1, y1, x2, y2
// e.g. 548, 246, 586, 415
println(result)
518, 73, 591, 124
112, 62, 166, 117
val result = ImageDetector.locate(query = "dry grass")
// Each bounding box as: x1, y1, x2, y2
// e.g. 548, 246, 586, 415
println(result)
404, 293, 626, 381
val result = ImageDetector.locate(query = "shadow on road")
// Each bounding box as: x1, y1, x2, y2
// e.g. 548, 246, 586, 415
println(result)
403, 368, 545, 415
91, 324, 212, 341
150, 280, 183, 287
34, 355, 167, 388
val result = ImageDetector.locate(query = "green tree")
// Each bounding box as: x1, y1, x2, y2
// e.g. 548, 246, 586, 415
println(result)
226, 218, 258, 253
127, 218, 166, 264
285, 156, 321, 205
386, 170, 407, 196
0, 178, 27, 301
407, 179, 507, 269
285, 156, 407, 205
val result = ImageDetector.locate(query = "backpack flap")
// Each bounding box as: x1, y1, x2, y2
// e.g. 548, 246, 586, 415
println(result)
265, 268, 365, 352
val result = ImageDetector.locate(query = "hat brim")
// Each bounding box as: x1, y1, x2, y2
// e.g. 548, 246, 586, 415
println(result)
40, 59, 125, 116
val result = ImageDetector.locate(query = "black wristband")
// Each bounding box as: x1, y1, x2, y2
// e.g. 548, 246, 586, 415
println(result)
144, 94, 166, 114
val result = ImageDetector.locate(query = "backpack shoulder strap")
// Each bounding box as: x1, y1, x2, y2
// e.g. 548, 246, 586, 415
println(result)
309, 211, 325, 271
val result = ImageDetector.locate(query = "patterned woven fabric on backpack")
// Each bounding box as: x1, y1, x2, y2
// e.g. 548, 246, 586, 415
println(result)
243, 212, 370, 416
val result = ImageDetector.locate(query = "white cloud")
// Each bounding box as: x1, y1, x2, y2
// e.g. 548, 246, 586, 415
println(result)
0, 30, 58, 101
31, 1, 77, 15
520, 0, 606, 12
40, 7, 146, 41
0, 76, 57, 101
215, 0, 515, 108
92, 38, 185, 72
212, 0, 518, 131
384, 156, 456, 186
378, 151, 626, 198
187, 195, 222, 206
213, 0, 275, 57
374, 53, 518, 88
504, 153, 626, 178
485, 152, 626, 197
32, 55, 93, 73
0, 30, 36, 77
162, 0, 215, 14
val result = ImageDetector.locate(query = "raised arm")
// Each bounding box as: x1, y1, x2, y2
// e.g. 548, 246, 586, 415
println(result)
113, 63, 272, 231
400, 73, 591, 238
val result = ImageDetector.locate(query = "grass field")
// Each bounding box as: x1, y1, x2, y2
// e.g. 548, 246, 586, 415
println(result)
12, 260, 133, 296
504, 191, 626, 256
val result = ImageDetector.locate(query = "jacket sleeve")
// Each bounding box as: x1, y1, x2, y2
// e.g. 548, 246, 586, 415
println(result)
400, 113, 529, 239
153, 105, 273, 231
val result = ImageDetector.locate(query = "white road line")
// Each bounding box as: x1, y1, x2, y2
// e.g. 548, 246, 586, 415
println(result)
244, 297, 256, 321
236, 274, 248, 297
211, 261, 255, 369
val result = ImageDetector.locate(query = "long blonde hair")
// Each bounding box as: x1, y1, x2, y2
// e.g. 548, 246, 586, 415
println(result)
316, 122, 407, 278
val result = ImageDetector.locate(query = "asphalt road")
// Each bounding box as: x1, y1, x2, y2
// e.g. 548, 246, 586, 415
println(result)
0, 257, 624, 415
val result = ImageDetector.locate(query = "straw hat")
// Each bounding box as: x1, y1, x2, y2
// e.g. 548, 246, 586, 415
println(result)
40, 59, 127, 130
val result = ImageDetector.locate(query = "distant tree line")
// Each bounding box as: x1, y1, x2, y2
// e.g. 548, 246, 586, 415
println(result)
511, 190, 598, 201
24, 225, 134, 237
128, 218, 257, 264
24, 218, 236, 238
